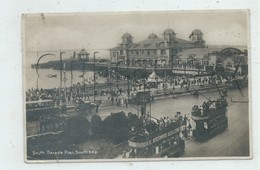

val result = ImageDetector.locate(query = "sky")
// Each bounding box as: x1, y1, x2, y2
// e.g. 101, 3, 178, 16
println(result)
23, 10, 249, 65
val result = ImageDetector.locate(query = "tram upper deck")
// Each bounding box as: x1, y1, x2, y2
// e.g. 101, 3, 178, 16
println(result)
191, 98, 228, 120
128, 117, 186, 158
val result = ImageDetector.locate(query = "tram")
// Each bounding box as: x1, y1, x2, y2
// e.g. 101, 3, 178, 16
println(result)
128, 90, 185, 158
191, 97, 228, 140
26, 100, 59, 121
128, 122, 185, 158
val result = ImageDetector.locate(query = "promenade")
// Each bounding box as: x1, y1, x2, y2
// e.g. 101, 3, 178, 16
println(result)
26, 81, 230, 137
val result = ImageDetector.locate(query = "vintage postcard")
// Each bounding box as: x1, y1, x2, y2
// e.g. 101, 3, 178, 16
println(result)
22, 10, 251, 162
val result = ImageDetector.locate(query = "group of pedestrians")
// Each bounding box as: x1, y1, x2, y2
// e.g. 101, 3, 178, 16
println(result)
129, 110, 193, 140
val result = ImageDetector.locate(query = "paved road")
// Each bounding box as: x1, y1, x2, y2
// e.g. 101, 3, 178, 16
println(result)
95, 87, 233, 121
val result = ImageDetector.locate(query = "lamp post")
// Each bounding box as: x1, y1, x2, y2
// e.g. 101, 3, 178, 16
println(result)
93, 51, 99, 102
59, 50, 66, 88
63, 70, 67, 99
70, 60, 74, 93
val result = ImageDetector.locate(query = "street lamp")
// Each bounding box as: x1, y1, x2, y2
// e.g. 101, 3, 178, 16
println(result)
59, 50, 66, 88
93, 51, 99, 102
63, 70, 68, 100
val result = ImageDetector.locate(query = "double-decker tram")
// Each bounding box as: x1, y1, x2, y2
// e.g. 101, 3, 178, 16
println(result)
26, 100, 59, 121
127, 91, 185, 158
191, 97, 228, 140
128, 123, 185, 158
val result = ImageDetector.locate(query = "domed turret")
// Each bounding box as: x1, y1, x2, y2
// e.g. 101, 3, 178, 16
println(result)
78, 48, 88, 55
190, 29, 204, 42
122, 33, 132, 38
148, 33, 158, 39
122, 33, 133, 47
192, 29, 203, 35
163, 28, 175, 35
163, 28, 176, 45
189, 29, 205, 46
77, 48, 90, 61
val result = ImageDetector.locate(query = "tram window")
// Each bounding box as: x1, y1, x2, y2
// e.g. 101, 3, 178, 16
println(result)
204, 122, 208, 129
155, 146, 159, 154
173, 139, 177, 145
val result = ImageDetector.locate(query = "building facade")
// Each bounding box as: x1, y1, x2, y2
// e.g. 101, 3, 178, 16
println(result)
109, 28, 205, 66
109, 28, 247, 73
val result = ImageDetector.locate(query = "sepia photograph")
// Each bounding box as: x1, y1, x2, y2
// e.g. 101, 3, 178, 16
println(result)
22, 10, 250, 162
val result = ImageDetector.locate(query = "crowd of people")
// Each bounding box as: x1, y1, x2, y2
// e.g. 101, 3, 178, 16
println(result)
26, 73, 233, 107
162, 74, 228, 91
130, 111, 193, 140
192, 97, 228, 117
